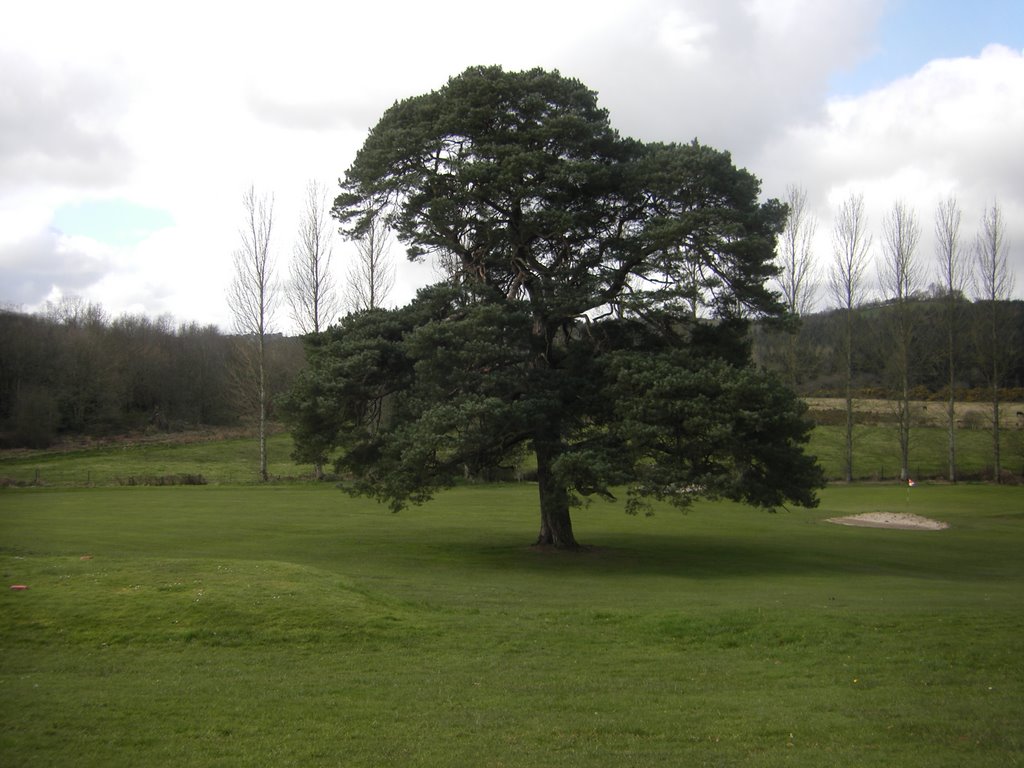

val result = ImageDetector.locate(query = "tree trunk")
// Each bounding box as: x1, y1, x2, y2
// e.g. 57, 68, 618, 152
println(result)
895, 307, 911, 482
992, 370, 1001, 483
946, 315, 957, 483
946, 389, 957, 483
533, 437, 579, 549
898, 375, 910, 482
842, 309, 854, 483
258, 335, 269, 483
843, 391, 854, 484
990, 306, 1001, 483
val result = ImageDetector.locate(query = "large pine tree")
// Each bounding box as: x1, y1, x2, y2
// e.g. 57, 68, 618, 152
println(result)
285, 66, 823, 548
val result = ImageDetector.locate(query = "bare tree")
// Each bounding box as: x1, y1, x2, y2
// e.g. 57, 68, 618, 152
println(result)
42, 295, 108, 328
777, 184, 819, 316
774, 184, 818, 385
828, 193, 871, 482
433, 248, 462, 284
39, 295, 115, 433
345, 213, 395, 312
934, 195, 968, 482
974, 199, 1015, 482
879, 200, 922, 482
287, 180, 341, 335
227, 185, 277, 482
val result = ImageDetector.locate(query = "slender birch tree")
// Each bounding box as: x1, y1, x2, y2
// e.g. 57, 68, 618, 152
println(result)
287, 180, 341, 335
974, 199, 1015, 482
829, 193, 871, 482
774, 184, 818, 386
344, 213, 395, 312
227, 185, 277, 482
934, 195, 968, 482
879, 200, 922, 482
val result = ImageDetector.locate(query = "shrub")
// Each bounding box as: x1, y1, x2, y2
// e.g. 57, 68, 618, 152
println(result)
116, 474, 208, 486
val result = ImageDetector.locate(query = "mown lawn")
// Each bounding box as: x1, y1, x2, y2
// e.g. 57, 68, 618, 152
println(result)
2, 417, 1022, 486
3, 419, 1023, 487
807, 424, 1024, 481
2, 483, 1022, 766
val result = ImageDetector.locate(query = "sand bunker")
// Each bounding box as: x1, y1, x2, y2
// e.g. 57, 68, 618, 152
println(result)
826, 512, 949, 531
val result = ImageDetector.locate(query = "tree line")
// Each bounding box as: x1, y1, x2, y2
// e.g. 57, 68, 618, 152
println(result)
4, 290, 1015, 449
5, 286, 1016, 472
762, 187, 1018, 482
2, 211, 1017, 466
0, 297, 303, 448
754, 295, 1024, 396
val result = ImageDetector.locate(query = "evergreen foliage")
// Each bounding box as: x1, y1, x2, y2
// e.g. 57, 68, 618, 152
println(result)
286, 66, 824, 547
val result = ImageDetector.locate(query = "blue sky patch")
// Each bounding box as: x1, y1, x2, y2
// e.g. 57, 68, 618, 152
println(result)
52, 198, 175, 246
829, 0, 1024, 96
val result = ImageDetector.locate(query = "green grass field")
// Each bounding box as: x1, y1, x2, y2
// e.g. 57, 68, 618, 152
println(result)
2, 417, 1021, 486
808, 424, 1024, 481
2, 481, 1022, 766
0, 433, 301, 486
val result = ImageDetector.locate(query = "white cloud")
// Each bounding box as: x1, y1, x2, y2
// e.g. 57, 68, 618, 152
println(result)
1, 0, 1020, 330
657, 7, 717, 66
572, 0, 885, 159
758, 44, 1024, 300
0, 51, 133, 193
0, 230, 116, 307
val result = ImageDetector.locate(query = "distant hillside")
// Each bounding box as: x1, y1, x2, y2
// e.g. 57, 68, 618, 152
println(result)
0, 307, 303, 448
752, 297, 1024, 397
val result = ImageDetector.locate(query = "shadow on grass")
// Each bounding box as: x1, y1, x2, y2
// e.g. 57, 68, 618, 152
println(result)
444, 525, 1020, 585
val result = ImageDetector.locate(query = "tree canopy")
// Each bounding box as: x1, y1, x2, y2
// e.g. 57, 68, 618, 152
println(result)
285, 66, 823, 548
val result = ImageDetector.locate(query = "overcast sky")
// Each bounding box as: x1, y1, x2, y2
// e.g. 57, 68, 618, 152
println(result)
2, 0, 1022, 332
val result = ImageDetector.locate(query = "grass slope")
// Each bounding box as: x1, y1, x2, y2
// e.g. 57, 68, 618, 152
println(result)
0, 433, 301, 486
2, 483, 1022, 766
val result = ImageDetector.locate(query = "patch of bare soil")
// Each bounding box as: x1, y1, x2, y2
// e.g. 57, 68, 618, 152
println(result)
826, 512, 949, 530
